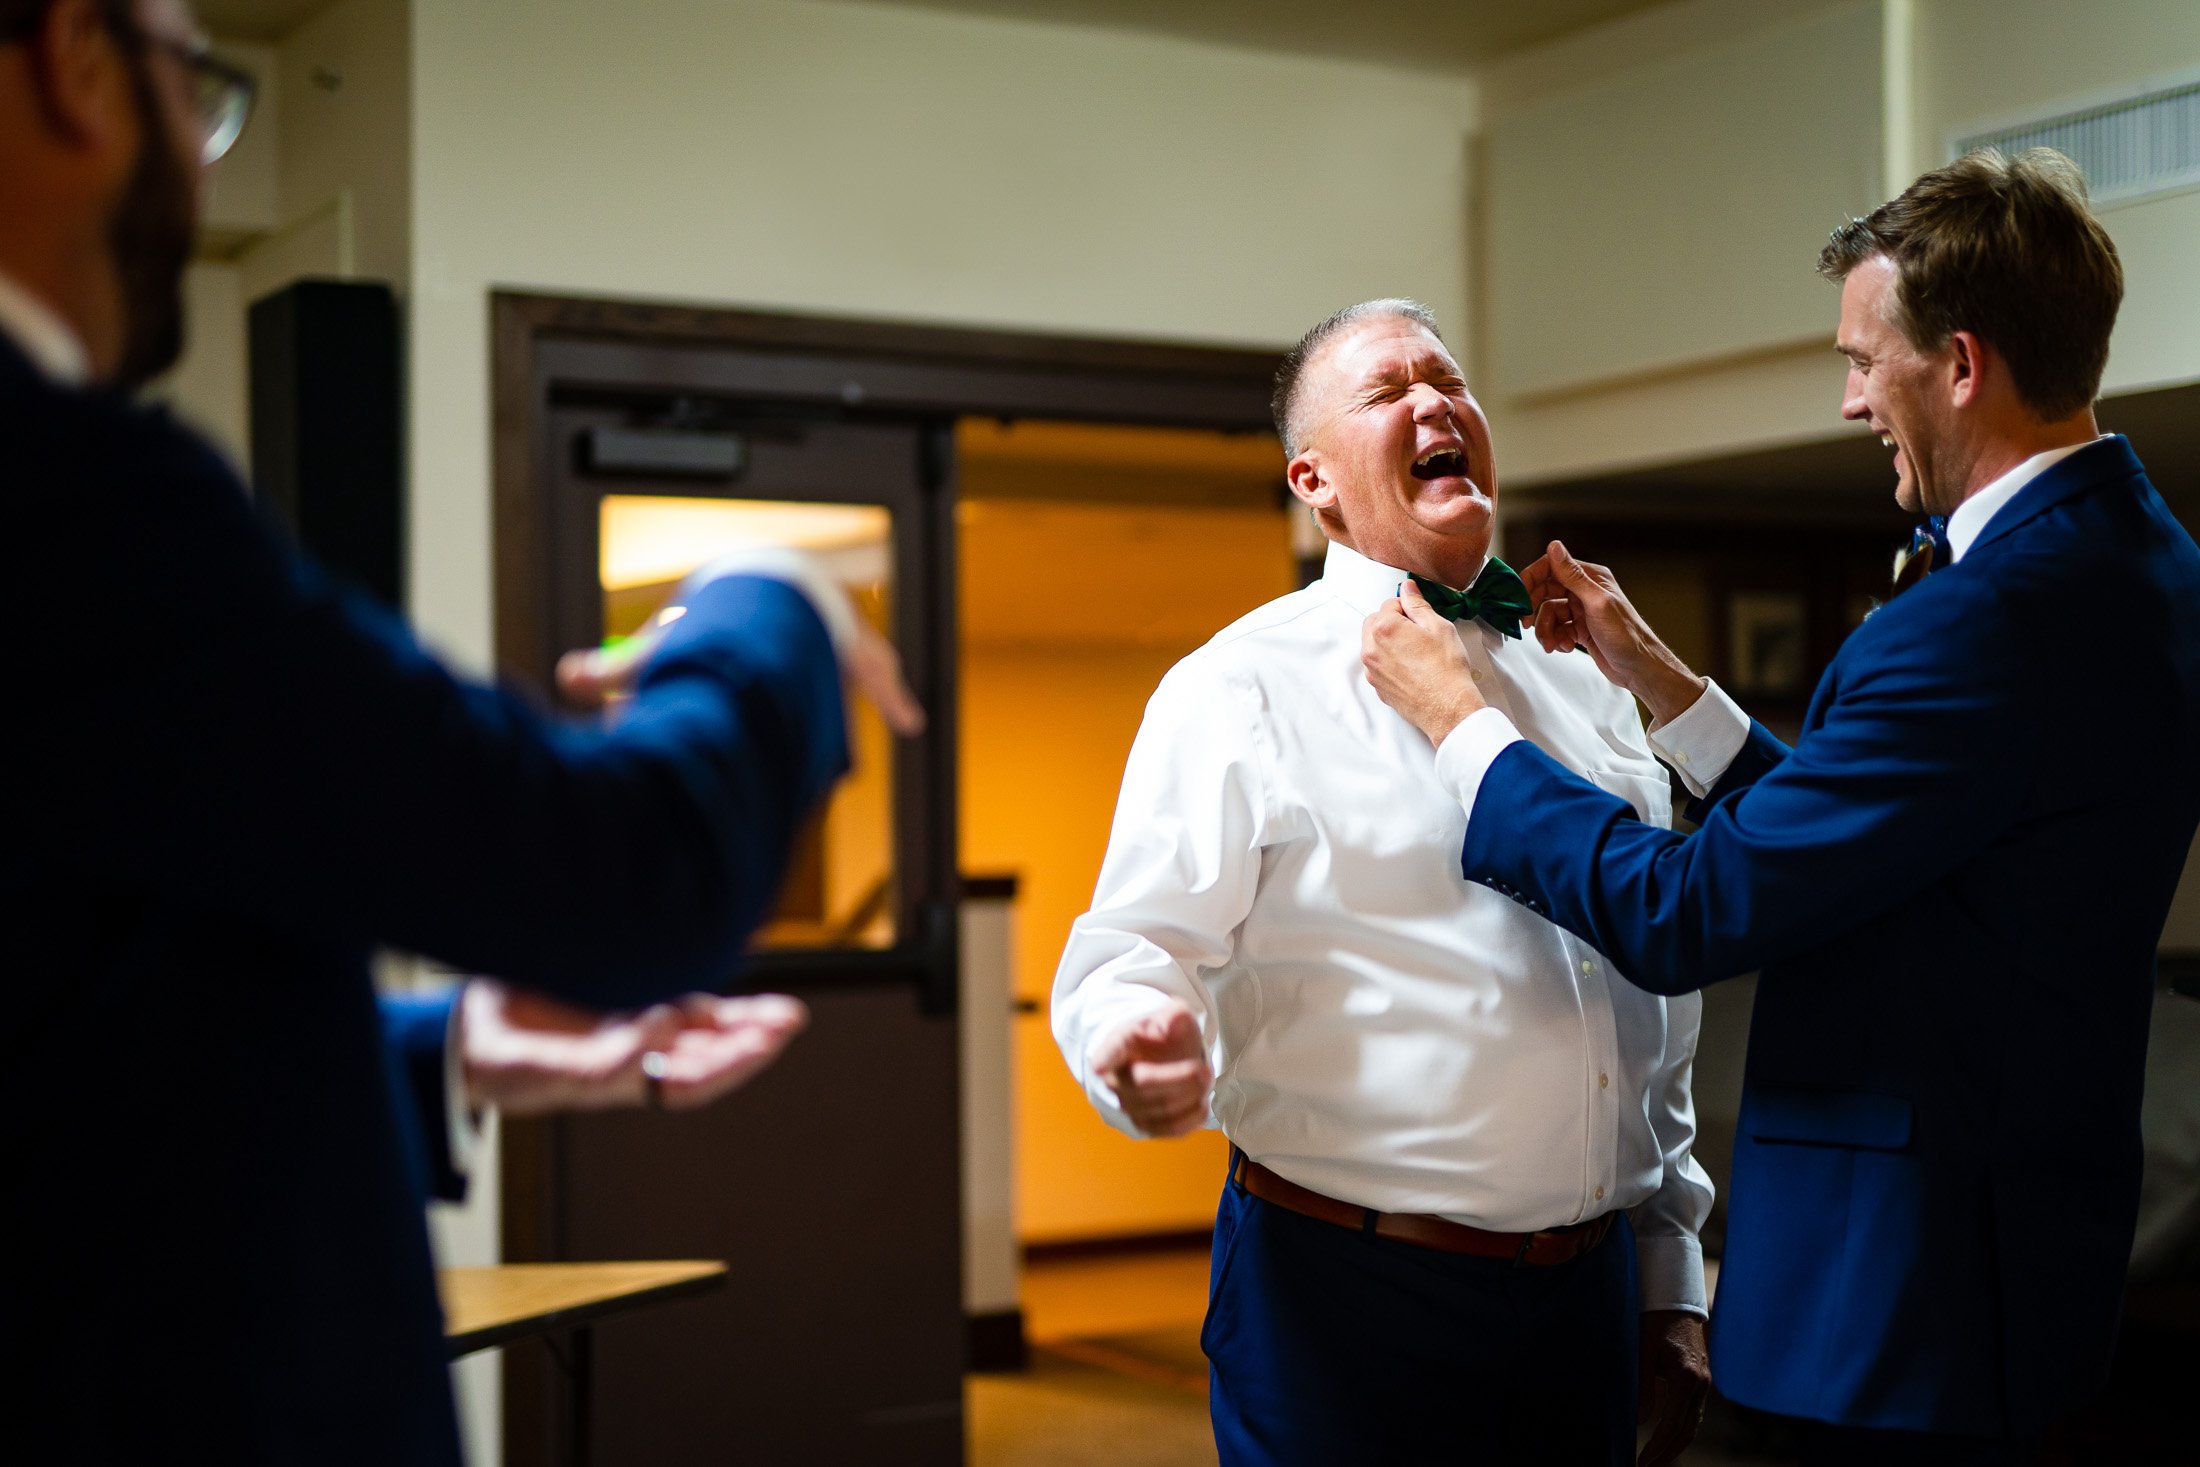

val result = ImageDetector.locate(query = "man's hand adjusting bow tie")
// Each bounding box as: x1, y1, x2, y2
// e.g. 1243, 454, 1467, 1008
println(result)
1362, 579, 1491, 746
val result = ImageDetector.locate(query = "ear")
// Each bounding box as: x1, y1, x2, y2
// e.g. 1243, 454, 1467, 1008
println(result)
25, 0, 133, 153
1285, 450, 1334, 512
1946, 330, 1986, 410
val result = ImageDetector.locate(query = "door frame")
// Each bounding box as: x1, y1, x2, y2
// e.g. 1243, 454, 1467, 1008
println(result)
489, 293, 1280, 1440
492, 291, 1281, 691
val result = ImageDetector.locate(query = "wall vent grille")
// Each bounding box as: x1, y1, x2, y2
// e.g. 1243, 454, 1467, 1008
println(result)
1952, 77, 2200, 206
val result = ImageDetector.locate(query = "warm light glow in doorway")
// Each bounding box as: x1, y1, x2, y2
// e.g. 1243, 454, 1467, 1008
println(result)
599, 495, 891, 591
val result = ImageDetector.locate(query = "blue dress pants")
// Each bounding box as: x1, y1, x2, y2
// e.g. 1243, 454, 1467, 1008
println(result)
1203, 1163, 1640, 1466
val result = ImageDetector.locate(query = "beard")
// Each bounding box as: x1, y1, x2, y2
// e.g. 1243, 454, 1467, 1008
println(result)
106, 57, 197, 392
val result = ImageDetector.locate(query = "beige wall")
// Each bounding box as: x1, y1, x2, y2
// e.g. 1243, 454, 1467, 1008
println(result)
1480, 0, 2200, 489
1476, 0, 1869, 486
269, 0, 412, 294
1487, 1, 1882, 398
1911, 0, 2200, 398
406, 0, 1477, 663
167, 1, 412, 468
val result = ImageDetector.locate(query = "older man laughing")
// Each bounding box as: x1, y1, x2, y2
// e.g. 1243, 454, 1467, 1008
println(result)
1053, 299, 1713, 1467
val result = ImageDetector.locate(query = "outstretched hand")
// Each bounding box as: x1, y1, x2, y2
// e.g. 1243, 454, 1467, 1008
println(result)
460, 979, 809, 1116
1361, 579, 1488, 746
1090, 1002, 1214, 1138
1521, 541, 1705, 725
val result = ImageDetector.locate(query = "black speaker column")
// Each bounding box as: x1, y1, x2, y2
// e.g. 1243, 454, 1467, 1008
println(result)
249, 280, 403, 608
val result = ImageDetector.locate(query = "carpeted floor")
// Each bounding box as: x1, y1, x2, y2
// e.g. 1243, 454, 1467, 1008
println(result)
969, 1328, 1215, 1467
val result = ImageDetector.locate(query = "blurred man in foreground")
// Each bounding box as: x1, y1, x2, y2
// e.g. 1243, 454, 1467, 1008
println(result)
0, 1, 917, 1460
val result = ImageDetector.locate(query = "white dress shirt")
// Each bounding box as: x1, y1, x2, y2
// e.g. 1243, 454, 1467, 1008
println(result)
1440, 437, 2112, 808
1055, 540, 1713, 1315
0, 268, 89, 386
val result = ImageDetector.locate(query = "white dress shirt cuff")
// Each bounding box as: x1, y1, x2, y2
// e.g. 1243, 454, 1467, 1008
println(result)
1633, 1230, 1708, 1318
1643, 680, 1750, 800
1432, 707, 1526, 818
679, 546, 860, 658
444, 988, 481, 1181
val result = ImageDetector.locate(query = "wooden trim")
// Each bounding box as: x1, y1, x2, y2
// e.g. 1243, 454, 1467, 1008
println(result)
492, 291, 1281, 385
1023, 1229, 1214, 1262
491, 291, 1280, 686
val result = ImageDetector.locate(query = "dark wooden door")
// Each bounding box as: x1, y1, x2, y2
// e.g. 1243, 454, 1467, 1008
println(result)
503, 391, 964, 1465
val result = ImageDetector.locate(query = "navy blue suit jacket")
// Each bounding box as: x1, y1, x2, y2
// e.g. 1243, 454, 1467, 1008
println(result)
0, 337, 848, 1464
1460, 438, 2200, 1435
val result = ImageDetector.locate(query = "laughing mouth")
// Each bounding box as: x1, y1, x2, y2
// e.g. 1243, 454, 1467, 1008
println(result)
1411, 447, 1466, 480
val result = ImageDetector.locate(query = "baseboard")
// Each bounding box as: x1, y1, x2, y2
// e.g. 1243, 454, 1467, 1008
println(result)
966, 1308, 1028, 1373
1022, 1228, 1214, 1264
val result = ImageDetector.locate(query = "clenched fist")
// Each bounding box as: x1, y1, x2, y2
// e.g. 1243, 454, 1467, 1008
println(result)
1090, 1002, 1213, 1138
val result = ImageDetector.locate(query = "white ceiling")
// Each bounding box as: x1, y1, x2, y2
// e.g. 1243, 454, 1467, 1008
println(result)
197, 0, 1677, 69
816, 0, 1680, 74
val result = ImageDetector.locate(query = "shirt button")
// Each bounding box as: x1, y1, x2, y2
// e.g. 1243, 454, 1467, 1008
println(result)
1470, 669, 1484, 683
1599, 1072, 1609, 1090
1581, 959, 1597, 975
1594, 1185, 1606, 1201
1677, 751, 1690, 764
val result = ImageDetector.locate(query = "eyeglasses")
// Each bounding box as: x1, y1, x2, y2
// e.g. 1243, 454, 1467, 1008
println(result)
2, 6, 258, 166
140, 32, 258, 165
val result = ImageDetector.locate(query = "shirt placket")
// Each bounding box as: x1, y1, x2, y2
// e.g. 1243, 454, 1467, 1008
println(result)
1571, 937, 1623, 1220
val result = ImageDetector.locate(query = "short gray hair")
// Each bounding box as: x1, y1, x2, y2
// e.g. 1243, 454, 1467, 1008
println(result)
1271, 297, 1444, 457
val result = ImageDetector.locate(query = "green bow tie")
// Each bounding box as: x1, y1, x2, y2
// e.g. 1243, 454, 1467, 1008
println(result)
1409, 559, 1532, 639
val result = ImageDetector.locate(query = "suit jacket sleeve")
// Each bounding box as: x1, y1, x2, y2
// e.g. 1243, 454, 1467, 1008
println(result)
1681, 720, 1792, 825
378, 990, 468, 1203
25, 412, 849, 1008
1460, 589, 2032, 995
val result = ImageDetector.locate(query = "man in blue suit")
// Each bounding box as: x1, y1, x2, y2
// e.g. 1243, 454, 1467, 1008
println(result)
0, 1, 915, 1461
1360, 147, 2200, 1464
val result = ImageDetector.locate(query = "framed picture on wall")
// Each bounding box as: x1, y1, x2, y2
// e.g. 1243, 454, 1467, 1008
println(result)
1725, 590, 1809, 699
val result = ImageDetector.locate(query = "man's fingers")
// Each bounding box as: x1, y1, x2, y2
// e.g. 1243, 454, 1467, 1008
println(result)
1119, 1007, 1203, 1063
1395, 579, 1454, 633
1533, 598, 1578, 654
1156, 1005, 1202, 1054
1638, 1394, 1702, 1467
1520, 554, 1559, 607
1637, 1366, 1710, 1467
1548, 539, 1591, 586
555, 633, 657, 709
1128, 1087, 1211, 1135
849, 623, 927, 737
1127, 1056, 1209, 1089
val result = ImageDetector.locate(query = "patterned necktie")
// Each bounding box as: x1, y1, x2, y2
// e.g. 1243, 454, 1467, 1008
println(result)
1409, 558, 1533, 639
1891, 516, 1950, 598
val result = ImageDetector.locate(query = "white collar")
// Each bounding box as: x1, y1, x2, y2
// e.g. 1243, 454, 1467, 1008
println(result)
1944, 437, 2105, 561
1318, 539, 1492, 615
0, 269, 90, 387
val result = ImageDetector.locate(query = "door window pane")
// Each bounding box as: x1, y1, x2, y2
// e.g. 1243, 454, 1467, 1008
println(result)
600, 494, 897, 950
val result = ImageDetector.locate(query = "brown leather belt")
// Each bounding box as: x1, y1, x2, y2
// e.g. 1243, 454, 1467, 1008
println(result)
1231, 1155, 1616, 1266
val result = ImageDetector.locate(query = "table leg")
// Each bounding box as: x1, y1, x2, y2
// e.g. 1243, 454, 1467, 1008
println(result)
571, 1326, 594, 1467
